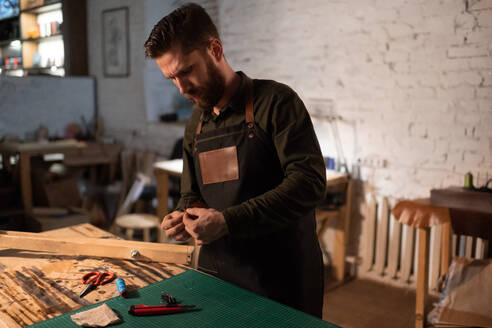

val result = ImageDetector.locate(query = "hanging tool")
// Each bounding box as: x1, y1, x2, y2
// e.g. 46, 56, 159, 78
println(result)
80, 271, 116, 298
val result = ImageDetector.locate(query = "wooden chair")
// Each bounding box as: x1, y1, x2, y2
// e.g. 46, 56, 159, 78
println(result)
360, 197, 489, 328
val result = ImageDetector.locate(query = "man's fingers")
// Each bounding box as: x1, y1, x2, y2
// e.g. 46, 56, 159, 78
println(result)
165, 222, 186, 239
162, 212, 184, 230
182, 211, 197, 225
185, 207, 204, 217
174, 230, 192, 242
163, 211, 181, 221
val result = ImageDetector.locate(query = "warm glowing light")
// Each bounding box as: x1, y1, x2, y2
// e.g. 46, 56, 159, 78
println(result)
10, 40, 21, 48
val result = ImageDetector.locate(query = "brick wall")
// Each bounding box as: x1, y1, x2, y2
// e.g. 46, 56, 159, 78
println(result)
219, 0, 492, 199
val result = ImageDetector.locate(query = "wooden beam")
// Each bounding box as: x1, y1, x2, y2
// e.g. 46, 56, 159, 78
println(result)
0, 231, 193, 265
440, 222, 451, 277
415, 227, 430, 328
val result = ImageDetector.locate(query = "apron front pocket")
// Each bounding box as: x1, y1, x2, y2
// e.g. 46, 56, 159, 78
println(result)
198, 146, 239, 184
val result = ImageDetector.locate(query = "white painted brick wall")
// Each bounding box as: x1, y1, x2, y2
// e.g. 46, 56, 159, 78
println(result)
218, 0, 492, 198
216, 0, 492, 258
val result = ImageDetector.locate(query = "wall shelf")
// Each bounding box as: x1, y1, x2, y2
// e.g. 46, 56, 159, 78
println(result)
0, 0, 87, 77
21, 33, 62, 43
21, 1, 61, 14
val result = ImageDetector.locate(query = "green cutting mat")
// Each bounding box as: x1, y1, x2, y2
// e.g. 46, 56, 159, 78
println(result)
28, 270, 340, 328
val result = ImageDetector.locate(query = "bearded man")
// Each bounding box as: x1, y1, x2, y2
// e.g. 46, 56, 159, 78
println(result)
144, 3, 326, 318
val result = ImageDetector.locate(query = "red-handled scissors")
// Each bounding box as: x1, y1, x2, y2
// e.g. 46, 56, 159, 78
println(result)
80, 272, 116, 298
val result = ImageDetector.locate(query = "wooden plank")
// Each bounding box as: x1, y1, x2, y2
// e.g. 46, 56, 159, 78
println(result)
429, 225, 442, 291
0, 140, 79, 154
475, 238, 486, 259
374, 197, 389, 276
452, 234, 458, 258
143, 228, 150, 242
333, 179, 352, 281
465, 236, 474, 258
440, 222, 451, 277
32, 207, 69, 216
0, 231, 193, 265
415, 228, 430, 328
401, 225, 415, 283
387, 212, 402, 279
361, 196, 377, 272
19, 153, 32, 213
430, 187, 492, 214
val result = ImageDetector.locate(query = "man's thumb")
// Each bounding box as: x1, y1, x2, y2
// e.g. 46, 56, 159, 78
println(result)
185, 207, 200, 217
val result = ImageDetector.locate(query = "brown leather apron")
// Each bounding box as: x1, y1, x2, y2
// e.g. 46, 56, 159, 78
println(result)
193, 74, 324, 317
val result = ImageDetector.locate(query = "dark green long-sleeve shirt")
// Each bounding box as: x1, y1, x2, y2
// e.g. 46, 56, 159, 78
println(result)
176, 72, 326, 238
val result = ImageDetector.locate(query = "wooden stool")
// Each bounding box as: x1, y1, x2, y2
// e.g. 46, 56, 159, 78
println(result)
113, 214, 163, 242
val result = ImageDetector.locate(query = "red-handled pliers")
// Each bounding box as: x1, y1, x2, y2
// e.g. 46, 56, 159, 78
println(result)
80, 272, 116, 298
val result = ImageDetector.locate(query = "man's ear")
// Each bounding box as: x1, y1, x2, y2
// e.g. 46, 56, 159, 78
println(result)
208, 39, 223, 62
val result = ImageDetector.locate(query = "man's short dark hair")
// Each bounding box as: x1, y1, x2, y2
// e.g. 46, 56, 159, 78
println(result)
144, 3, 219, 59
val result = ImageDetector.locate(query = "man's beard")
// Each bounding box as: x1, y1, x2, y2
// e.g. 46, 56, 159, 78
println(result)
185, 57, 225, 114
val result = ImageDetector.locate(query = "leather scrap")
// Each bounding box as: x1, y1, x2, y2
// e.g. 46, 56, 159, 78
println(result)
70, 303, 121, 327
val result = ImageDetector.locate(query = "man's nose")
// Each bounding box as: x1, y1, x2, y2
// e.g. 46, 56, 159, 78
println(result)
174, 78, 189, 94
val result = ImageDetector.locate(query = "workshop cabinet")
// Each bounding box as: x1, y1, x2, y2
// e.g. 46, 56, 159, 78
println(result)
0, 0, 87, 77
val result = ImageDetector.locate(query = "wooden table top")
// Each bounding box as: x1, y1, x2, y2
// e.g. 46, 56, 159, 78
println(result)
0, 224, 187, 327
0, 140, 80, 154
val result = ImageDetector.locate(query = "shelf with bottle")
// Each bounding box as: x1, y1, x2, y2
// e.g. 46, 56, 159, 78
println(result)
21, 0, 61, 14
20, 4, 62, 40
21, 32, 62, 43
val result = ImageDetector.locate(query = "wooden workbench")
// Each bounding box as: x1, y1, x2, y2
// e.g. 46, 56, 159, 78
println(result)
0, 140, 80, 213
0, 224, 187, 327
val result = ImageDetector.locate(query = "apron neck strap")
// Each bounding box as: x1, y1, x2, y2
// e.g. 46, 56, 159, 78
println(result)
244, 75, 254, 124
195, 113, 204, 135
195, 74, 254, 136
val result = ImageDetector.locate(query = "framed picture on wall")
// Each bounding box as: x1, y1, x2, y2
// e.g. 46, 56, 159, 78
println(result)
102, 7, 129, 77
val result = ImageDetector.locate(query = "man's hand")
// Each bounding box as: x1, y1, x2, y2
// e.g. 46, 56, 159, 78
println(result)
161, 211, 191, 241
182, 208, 229, 245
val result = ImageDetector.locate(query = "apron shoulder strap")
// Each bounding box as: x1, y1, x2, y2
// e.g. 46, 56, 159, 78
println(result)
195, 113, 204, 135
244, 76, 254, 123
